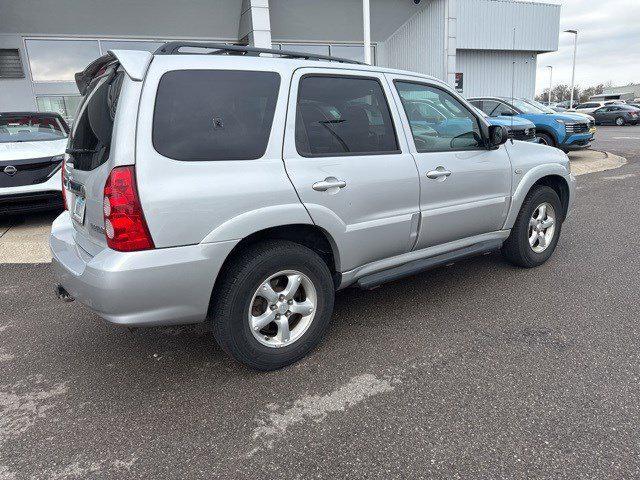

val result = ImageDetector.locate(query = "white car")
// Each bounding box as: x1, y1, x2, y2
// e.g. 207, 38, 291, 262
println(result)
573, 100, 625, 115
0, 112, 68, 215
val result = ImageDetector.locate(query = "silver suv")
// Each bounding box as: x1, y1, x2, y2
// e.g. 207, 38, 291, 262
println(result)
51, 43, 575, 370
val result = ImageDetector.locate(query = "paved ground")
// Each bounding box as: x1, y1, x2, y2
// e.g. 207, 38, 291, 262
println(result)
1, 125, 639, 479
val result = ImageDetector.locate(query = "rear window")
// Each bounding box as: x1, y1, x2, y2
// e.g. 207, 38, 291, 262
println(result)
68, 67, 124, 171
152, 70, 281, 161
0, 114, 68, 143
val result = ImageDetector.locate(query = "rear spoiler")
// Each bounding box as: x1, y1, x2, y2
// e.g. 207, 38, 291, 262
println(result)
75, 50, 152, 95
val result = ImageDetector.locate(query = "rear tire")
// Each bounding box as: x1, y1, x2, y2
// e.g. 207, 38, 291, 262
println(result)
211, 240, 335, 371
502, 186, 563, 268
615, 117, 625, 126
537, 132, 556, 147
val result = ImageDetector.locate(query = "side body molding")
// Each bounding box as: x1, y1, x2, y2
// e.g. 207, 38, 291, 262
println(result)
504, 163, 574, 230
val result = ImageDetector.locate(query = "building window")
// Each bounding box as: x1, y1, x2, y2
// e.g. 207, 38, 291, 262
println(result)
281, 44, 330, 56
25, 39, 100, 82
0, 49, 25, 78
36, 96, 83, 124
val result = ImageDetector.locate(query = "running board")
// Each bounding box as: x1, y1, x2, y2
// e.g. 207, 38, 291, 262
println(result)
356, 240, 503, 289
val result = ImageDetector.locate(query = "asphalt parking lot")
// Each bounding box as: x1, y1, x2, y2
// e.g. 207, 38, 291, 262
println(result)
1, 125, 639, 479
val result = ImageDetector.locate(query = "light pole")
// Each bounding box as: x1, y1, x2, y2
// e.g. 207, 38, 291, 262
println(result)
546, 65, 553, 105
363, 0, 371, 64
565, 29, 578, 108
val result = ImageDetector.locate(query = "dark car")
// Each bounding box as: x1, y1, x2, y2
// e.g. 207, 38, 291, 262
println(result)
591, 105, 640, 126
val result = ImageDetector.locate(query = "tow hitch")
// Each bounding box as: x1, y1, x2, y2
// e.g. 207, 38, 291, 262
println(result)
56, 284, 74, 302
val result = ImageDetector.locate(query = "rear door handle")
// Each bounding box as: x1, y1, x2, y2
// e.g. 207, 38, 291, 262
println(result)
426, 167, 452, 180
312, 177, 347, 191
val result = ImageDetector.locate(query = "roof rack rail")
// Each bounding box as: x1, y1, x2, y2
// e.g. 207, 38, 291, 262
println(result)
154, 42, 364, 65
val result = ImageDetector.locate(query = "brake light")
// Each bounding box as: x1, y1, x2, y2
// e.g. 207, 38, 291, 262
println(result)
103, 166, 154, 252
61, 157, 67, 210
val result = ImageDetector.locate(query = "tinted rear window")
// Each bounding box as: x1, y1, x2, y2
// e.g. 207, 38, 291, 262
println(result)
152, 70, 280, 161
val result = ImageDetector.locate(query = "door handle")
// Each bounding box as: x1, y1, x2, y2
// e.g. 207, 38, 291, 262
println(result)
312, 177, 347, 192
426, 167, 452, 180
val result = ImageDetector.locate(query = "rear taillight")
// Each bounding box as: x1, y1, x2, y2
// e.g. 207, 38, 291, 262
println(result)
61, 157, 67, 210
103, 166, 154, 252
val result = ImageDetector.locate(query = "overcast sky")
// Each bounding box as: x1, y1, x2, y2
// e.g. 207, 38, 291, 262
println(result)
532, 0, 640, 94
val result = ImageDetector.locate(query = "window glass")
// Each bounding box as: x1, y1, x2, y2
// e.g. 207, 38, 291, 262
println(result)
395, 81, 482, 152
281, 44, 330, 56
26, 39, 100, 82
329, 45, 375, 64
100, 40, 163, 54
153, 70, 280, 161
507, 99, 542, 114
37, 95, 83, 124
0, 113, 68, 143
295, 76, 398, 156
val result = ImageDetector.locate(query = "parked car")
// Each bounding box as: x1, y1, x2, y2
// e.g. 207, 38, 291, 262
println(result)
525, 98, 596, 125
591, 104, 640, 126
573, 100, 625, 114
470, 106, 537, 142
51, 44, 575, 370
468, 97, 595, 151
0, 112, 68, 215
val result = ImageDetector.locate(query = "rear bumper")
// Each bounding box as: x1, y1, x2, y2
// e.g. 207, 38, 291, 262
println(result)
0, 171, 63, 215
50, 212, 238, 326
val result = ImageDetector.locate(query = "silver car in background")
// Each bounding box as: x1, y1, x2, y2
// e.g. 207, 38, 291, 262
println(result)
51, 43, 575, 370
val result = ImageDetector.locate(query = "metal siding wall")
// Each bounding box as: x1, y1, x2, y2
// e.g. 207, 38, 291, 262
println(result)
457, 0, 560, 52
456, 49, 537, 99
377, 0, 446, 79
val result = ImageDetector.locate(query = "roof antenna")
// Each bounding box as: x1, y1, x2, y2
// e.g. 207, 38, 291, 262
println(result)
510, 27, 516, 144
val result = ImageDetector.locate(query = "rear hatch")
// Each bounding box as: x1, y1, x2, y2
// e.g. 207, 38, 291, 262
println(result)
63, 54, 128, 256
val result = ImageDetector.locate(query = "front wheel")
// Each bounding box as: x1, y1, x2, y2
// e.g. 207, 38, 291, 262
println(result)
615, 117, 625, 126
537, 132, 556, 147
211, 240, 335, 371
502, 186, 564, 268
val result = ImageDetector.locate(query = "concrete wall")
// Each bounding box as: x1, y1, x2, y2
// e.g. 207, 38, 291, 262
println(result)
0, 35, 36, 111
455, 49, 538, 98
0, 0, 241, 40
269, 0, 423, 43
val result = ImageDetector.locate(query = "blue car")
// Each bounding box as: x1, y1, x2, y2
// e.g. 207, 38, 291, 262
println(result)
468, 97, 596, 152
471, 106, 537, 142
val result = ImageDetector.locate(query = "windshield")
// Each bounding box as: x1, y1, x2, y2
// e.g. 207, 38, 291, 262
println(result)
524, 99, 555, 114
510, 99, 546, 114
0, 114, 68, 143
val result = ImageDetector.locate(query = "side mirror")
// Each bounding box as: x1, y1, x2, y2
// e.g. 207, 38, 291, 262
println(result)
488, 125, 509, 147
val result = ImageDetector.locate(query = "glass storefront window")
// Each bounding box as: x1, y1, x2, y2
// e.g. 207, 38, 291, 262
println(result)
36, 95, 83, 124
26, 39, 100, 82
281, 44, 330, 56
329, 45, 375, 63
100, 40, 164, 54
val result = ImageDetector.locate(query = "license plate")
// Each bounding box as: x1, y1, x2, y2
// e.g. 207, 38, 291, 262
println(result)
589, 127, 597, 134
72, 195, 86, 224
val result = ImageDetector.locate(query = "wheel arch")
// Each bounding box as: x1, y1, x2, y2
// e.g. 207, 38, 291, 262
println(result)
211, 223, 341, 303
535, 125, 559, 146
504, 164, 573, 229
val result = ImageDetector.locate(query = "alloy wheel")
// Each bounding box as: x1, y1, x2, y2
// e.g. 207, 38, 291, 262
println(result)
248, 270, 317, 348
528, 202, 556, 253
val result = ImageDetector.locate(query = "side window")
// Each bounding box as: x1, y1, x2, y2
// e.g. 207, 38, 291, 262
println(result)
153, 70, 280, 161
395, 81, 483, 153
295, 75, 399, 156
492, 102, 517, 117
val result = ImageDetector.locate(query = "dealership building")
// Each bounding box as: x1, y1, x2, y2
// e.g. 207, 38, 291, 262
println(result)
0, 0, 560, 122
